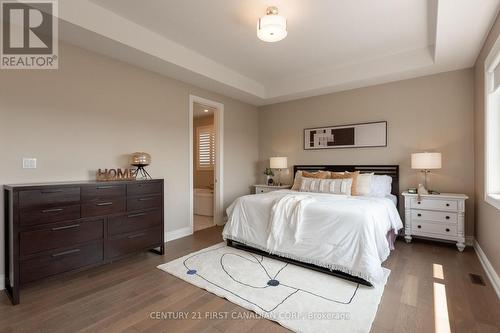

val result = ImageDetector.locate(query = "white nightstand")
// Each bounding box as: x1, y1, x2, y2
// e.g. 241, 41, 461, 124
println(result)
254, 184, 291, 194
402, 192, 468, 251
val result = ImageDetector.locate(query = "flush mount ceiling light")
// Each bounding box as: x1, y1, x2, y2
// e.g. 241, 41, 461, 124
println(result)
257, 6, 287, 42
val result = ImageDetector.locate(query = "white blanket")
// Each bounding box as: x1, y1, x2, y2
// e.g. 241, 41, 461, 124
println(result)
223, 190, 403, 283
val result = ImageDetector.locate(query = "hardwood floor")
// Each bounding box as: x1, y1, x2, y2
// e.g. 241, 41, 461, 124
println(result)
1, 226, 499, 333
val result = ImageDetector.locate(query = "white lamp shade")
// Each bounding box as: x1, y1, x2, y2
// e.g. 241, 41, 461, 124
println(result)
270, 157, 288, 169
257, 14, 287, 42
411, 152, 442, 170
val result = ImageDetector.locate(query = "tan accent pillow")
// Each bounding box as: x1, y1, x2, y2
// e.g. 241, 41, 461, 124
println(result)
302, 171, 331, 179
344, 171, 360, 196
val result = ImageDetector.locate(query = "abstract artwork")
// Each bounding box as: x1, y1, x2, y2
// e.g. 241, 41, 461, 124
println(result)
304, 121, 387, 150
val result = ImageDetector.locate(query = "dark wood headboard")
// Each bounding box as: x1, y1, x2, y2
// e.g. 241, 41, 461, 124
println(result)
293, 165, 400, 205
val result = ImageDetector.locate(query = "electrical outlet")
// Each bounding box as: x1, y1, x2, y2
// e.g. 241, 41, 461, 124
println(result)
23, 158, 37, 169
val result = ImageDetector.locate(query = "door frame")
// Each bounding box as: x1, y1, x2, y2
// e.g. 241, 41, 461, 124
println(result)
189, 95, 224, 232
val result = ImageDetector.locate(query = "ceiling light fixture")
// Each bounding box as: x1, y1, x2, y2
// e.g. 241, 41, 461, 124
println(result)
257, 6, 287, 43
204, 109, 209, 113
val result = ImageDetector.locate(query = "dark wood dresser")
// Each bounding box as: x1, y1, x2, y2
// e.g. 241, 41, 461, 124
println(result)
3, 179, 164, 305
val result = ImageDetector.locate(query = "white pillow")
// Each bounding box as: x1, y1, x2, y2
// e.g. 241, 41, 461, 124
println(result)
370, 175, 393, 197
300, 178, 353, 195
356, 172, 374, 196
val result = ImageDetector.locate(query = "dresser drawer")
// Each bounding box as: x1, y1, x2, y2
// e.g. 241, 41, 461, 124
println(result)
81, 198, 126, 217
81, 184, 125, 201
411, 221, 458, 237
20, 241, 103, 285
127, 195, 162, 211
20, 219, 104, 257
411, 210, 458, 224
19, 187, 80, 208
410, 198, 458, 211
108, 209, 162, 236
20, 204, 81, 226
127, 182, 162, 197
105, 227, 162, 259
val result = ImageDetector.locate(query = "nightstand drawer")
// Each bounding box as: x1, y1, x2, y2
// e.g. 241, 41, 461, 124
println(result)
410, 198, 458, 211
256, 188, 270, 194
411, 210, 457, 224
412, 221, 457, 236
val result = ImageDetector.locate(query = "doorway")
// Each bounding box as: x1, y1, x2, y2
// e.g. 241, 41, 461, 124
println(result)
189, 95, 224, 233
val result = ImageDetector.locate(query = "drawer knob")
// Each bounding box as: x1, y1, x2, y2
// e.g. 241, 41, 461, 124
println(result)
417, 201, 421, 204
417, 213, 422, 217
418, 225, 422, 229
446, 203, 450, 207
446, 216, 450, 220
446, 228, 450, 232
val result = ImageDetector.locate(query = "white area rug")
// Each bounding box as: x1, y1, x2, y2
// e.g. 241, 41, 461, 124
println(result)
157, 243, 389, 333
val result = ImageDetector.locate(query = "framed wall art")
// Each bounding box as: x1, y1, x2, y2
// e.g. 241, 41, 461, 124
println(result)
304, 121, 387, 150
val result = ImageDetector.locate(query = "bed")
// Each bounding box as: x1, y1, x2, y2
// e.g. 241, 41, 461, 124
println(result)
222, 165, 403, 287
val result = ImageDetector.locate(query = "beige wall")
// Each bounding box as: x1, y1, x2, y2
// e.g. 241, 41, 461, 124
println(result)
0, 42, 260, 279
193, 115, 214, 188
259, 69, 475, 236
474, 13, 500, 274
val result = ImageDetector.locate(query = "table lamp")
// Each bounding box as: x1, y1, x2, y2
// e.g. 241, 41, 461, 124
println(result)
411, 152, 441, 194
270, 157, 287, 186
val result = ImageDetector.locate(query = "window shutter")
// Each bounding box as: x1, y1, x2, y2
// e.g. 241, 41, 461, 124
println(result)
197, 125, 215, 170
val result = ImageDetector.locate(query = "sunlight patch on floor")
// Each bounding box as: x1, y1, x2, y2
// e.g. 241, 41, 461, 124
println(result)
433, 263, 444, 280
433, 282, 451, 333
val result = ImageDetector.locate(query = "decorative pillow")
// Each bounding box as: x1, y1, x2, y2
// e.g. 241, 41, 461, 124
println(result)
302, 171, 331, 179
291, 171, 303, 191
300, 178, 353, 195
291, 170, 330, 191
356, 172, 374, 196
343, 171, 360, 196
370, 175, 393, 197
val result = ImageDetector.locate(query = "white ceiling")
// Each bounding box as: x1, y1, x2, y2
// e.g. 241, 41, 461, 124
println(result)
56, 0, 499, 105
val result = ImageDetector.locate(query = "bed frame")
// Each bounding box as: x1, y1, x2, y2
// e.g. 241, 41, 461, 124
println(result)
227, 164, 400, 287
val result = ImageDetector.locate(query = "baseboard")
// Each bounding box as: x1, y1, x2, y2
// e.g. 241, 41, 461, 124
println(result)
0, 275, 4, 291
474, 239, 500, 299
165, 226, 193, 242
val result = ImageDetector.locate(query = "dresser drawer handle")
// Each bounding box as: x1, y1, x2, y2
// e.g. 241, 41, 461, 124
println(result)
138, 197, 155, 202
42, 208, 63, 213
128, 213, 147, 218
96, 186, 118, 190
446, 216, 450, 220
417, 201, 421, 204
446, 228, 450, 232
51, 224, 80, 231
417, 225, 422, 229
97, 202, 113, 206
446, 203, 450, 207
127, 232, 147, 239
41, 190, 63, 194
51, 248, 80, 257
417, 213, 422, 217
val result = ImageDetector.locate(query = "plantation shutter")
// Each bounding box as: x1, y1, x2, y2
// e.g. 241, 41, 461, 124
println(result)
197, 125, 215, 170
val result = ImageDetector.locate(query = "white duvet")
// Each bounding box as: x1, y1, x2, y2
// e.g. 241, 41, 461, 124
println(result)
222, 190, 403, 284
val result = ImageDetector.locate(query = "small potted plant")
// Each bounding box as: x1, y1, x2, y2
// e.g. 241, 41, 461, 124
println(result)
264, 168, 275, 186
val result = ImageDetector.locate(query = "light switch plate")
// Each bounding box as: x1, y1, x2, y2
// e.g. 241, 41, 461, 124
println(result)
23, 158, 37, 169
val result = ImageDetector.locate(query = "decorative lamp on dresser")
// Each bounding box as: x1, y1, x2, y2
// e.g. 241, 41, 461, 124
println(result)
402, 192, 468, 251
3, 179, 164, 305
